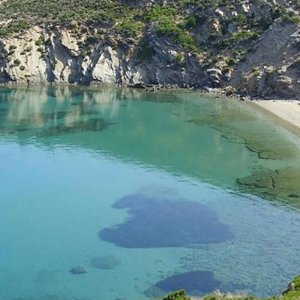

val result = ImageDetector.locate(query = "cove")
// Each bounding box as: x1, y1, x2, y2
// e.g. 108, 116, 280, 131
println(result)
0, 87, 300, 300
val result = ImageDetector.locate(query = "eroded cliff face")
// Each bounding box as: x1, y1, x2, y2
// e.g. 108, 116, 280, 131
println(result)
231, 21, 300, 99
0, 0, 300, 99
0, 26, 205, 88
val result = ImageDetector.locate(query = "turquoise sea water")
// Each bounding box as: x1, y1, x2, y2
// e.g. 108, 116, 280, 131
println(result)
1, 87, 300, 300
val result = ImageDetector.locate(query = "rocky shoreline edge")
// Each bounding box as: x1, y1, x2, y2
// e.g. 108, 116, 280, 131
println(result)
1, 82, 300, 136
162, 275, 300, 300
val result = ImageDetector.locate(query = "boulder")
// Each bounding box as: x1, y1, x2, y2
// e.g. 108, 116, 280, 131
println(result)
69, 266, 87, 275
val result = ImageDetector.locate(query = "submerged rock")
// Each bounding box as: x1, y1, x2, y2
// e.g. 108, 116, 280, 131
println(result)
69, 266, 87, 275
237, 168, 300, 207
289, 193, 300, 199
236, 172, 273, 189
99, 194, 232, 248
91, 255, 120, 270
146, 271, 221, 297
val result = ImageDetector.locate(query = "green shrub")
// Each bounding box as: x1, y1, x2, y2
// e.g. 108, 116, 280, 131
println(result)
185, 16, 197, 28
115, 18, 144, 37
176, 52, 185, 62
162, 290, 190, 300
138, 39, 155, 59
146, 5, 177, 21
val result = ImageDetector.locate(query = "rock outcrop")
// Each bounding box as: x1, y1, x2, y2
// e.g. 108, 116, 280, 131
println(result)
231, 21, 300, 99
162, 275, 300, 299
0, 26, 205, 88
0, 0, 300, 99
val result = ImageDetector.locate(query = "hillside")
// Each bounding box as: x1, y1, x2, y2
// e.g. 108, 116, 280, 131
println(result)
0, 0, 300, 99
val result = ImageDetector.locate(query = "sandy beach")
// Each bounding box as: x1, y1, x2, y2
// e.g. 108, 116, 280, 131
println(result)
253, 100, 300, 136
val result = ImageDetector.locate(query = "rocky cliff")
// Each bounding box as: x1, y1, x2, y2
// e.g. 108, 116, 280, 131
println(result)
0, 25, 205, 88
0, 0, 300, 99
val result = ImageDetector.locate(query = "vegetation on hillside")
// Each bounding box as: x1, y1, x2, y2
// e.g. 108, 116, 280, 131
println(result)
1, 0, 300, 94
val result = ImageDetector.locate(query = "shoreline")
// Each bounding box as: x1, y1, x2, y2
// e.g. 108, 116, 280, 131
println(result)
251, 100, 300, 138
2, 83, 300, 137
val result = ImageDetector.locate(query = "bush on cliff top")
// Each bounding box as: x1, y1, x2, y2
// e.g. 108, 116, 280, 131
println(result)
161, 276, 300, 300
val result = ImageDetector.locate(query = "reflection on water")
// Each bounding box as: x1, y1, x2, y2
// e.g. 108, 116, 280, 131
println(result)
41, 118, 110, 136
1, 86, 300, 204
0, 86, 300, 300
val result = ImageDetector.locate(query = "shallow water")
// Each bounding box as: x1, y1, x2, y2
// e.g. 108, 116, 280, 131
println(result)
1, 87, 300, 300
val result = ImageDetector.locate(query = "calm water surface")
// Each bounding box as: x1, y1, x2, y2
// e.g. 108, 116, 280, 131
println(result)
1, 87, 300, 300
